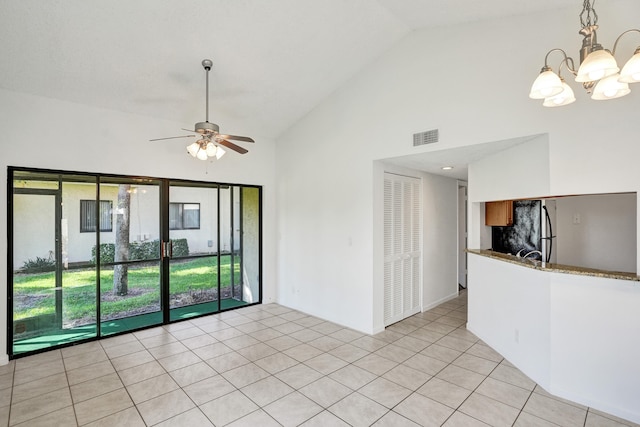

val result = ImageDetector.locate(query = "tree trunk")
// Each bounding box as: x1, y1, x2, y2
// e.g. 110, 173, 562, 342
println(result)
113, 184, 131, 295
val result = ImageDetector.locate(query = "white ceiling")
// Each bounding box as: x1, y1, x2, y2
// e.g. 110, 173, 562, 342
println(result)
382, 135, 542, 181
0, 0, 580, 142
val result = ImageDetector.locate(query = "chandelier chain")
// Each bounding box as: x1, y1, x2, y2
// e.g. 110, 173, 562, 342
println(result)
580, 0, 598, 28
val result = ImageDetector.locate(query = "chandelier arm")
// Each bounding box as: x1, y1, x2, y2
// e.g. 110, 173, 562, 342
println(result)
543, 48, 576, 74
558, 57, 578, 78
611, 29, 640, 56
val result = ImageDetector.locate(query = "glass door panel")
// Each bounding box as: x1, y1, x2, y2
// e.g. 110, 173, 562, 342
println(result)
169, 184, 220, 320
12, 173, 99, 355
61, 181, 98, 334
231, 186, 242, 302
219, 186, 241, 309
98, 179, 163, 335
239, 187, 261, 304
12, 193, 62, 354
10, 168, 261, 358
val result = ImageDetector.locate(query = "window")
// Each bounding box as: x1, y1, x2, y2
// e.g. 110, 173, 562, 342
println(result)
80, 200, 113, 232
169, 203, 200, 230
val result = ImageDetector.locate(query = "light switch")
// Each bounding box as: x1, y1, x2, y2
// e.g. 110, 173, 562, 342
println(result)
573, 213, 581, 224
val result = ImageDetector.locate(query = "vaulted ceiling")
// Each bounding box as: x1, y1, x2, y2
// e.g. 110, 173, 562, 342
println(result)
1, 0, 578, 139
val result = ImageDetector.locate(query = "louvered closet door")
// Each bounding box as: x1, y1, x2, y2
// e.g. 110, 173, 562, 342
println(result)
384, 173, 421, 326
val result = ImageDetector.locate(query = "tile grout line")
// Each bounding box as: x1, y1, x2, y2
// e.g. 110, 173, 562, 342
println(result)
105, 336, 150, 427
61, 353, 81, 427
8, 293, 637, 427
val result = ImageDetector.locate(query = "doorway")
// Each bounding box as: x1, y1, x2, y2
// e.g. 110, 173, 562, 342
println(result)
8, 168, 262, 357
458, 183, 468, 289
383, 172, 422, 326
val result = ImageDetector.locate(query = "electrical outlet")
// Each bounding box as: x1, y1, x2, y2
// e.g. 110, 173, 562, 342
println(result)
573, 213, 581, 224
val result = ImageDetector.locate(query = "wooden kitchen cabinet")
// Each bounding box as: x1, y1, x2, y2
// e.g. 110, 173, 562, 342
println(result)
485, 200, 514, 226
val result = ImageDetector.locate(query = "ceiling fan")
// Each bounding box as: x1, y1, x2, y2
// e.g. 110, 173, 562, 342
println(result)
150, 59, 255, 161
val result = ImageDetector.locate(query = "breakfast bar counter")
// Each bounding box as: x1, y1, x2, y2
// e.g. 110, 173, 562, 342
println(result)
466, 249, 639, 282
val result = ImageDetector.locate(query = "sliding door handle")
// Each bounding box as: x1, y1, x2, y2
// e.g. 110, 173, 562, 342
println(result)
162, 241, 173, 259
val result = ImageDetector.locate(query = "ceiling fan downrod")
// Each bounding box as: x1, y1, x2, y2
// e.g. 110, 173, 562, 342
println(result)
202, 59, 212, 123
196, 59, 218, 134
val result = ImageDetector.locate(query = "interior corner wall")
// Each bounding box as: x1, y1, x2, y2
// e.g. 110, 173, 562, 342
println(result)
468, 134, 551, 203
276, 0, 640, 338
0, 88, 277, 363
421, 172, 458, 309
467, 134, 551, 252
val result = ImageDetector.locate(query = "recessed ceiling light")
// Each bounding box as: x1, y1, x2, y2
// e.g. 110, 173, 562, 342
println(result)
441, 166, 454, 170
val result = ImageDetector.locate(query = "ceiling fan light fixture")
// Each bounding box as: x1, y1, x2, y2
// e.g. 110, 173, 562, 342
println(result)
215, 146, 226, 160
206, 142, 217, 157
196, 148, 208, 161
187, 142, 200, 157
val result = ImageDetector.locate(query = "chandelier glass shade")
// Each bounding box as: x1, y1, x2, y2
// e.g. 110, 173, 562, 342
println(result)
529, 69, 565, 99
529, 1, 640, 107
618, 48, 640, 83
543, 80, 576, 107
575, 49, 619, 82
591, 74, 630, 100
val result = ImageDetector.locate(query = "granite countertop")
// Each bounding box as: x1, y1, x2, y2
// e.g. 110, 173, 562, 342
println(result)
466, 249, 640, 282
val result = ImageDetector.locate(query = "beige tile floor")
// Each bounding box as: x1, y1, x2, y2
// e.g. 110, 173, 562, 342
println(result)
0, 291, 638, 426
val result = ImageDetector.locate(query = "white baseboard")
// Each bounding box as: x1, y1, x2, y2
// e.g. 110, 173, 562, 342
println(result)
371, 326, 385, 335
422, 292, 459, 312
0, 354, 9, 366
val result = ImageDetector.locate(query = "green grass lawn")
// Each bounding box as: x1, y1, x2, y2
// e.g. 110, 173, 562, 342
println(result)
13, 255, 241, 323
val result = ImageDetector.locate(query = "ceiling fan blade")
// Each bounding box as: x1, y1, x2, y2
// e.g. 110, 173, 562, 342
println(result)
149, 135, 196, 141
218, 134, 255, 143
218, 139, 249, 154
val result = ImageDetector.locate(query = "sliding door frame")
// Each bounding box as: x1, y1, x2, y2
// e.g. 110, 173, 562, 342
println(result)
7, 166, 263, 359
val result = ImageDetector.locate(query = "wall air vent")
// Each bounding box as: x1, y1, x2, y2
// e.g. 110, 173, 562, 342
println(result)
413, 129, 439, 147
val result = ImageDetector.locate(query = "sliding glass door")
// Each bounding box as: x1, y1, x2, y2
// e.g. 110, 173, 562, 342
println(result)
168, 183, 221, 320
167, 183, 261, 320
9, 168, 262, 357
97, 177, 163, 335
12, 172, 100, 354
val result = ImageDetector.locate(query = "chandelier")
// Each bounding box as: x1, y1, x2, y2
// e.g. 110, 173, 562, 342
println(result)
529, 0, 640, 107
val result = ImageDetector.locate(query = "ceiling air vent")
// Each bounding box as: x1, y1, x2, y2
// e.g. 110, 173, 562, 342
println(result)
413, 129, 439, 147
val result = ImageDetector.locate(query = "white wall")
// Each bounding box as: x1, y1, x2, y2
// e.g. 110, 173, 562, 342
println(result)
277, 0, 640, 334
0, 87, 277, 364
469, 135, 551, 203
468, 253, 640, 423
468, 135, 551, 250
467, 255, 551, 389
421, 172, 459, 310
549, 272, 640, 423
555, 193, 636, 273
275, 0, 640, 420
